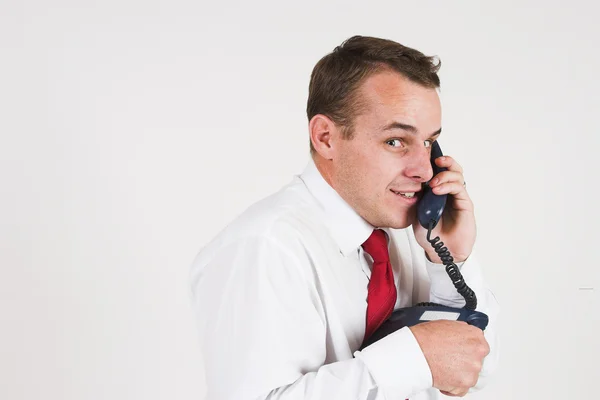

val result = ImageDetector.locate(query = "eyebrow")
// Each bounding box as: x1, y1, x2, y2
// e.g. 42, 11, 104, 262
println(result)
382, 122, 442, 137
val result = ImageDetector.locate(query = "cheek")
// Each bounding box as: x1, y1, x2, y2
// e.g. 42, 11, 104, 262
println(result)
338, 144, 369, 174
354, 166, 392, 200
369, 157, 396, 189
349, 154, 391, 189
337, 141, 393, 192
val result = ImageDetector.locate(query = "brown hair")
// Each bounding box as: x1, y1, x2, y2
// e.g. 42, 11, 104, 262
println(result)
306, 35, 441, 154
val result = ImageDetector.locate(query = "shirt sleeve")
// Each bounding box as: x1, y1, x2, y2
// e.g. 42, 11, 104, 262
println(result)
190, 234, 433, 400
424, 252, 501, 393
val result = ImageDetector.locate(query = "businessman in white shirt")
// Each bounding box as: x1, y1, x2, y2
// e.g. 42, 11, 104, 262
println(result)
190, 35, 499, 399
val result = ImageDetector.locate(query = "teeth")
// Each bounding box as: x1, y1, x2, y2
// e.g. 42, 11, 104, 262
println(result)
392, 190, 416, 198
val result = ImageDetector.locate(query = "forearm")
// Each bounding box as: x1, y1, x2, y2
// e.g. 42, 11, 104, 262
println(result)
253, 358, 377, 400
198, 320, 432, 400
254, 326, 432, 400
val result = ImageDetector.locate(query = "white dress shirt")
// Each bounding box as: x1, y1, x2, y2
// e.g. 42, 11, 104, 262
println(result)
190, 158, 500, 400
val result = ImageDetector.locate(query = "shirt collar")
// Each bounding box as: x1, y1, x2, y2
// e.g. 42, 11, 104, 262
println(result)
299, 158, 376, 256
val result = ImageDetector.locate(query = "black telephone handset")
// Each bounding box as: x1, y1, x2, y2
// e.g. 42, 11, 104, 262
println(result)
360, 142, 489, 350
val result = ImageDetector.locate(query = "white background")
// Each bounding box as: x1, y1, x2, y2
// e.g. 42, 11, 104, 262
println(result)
1, 1, 599, 399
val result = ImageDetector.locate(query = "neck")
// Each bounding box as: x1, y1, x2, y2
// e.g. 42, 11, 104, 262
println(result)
312, 154, 335, 189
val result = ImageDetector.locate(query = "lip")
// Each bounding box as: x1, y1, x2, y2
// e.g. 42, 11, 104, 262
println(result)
390, 188, 422, 194
390, 189, 421, 204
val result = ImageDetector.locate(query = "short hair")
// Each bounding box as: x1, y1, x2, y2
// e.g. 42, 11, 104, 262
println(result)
306, 35, 441, 154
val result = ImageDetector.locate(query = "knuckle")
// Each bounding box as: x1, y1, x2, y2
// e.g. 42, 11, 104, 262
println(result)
472, 359, 483, 374
475, 336, 490, 356
459, 374, 474, 389
482, 340, 491, 356
463, 369, 479, 388
469, 373, 479, 387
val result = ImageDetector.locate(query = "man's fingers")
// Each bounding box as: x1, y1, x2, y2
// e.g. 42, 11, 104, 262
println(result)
429, 170, 465, 188
440, 389, 469, 397
434, 155, 463, 173
432, 182, 468, 197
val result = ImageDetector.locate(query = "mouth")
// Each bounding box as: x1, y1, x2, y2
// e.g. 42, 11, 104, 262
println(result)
390, 189, 421, 199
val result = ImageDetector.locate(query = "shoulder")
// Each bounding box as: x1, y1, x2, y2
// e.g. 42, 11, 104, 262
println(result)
192, 177, 324, 270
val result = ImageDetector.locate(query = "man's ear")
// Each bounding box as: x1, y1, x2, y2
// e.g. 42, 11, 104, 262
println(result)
309, 114, 339, 160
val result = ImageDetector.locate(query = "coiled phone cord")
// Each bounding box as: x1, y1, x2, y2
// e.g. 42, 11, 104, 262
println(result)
416, 220, 478, 311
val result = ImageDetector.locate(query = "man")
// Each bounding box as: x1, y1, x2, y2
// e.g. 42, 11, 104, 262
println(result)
190, 35, 499, 399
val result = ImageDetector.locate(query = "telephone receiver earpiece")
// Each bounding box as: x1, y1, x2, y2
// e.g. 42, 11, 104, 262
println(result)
417, 141, 448, 230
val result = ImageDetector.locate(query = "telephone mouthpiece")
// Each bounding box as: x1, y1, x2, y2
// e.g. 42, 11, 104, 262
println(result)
417, 193, 446, 229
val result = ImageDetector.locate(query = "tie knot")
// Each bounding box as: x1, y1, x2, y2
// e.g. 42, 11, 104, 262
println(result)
361, 229, 389, 263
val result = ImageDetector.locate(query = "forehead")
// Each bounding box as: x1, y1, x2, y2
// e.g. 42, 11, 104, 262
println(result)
355, 70, 441, 130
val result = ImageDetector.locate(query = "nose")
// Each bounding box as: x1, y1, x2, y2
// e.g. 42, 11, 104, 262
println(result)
403, 146, 434, 183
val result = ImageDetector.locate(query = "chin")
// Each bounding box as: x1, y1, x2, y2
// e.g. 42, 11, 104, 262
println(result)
389, 221, 412, 229
386, 210, 417, 229
382, 216, 412, 230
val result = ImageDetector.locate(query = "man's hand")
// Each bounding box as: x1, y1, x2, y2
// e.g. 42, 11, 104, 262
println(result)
410, 320, 490, 397
412, 155, 476, 263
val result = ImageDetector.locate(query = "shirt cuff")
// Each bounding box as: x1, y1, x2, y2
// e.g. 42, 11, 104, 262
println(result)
425, 254, 484, 305
354, 326, 432, 396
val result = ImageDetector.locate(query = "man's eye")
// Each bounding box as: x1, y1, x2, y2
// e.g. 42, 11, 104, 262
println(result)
386, 139, 403, 148
424, 140, 432, 148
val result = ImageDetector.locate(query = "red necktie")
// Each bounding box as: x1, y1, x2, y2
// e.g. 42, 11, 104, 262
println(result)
362, 229, 397, 342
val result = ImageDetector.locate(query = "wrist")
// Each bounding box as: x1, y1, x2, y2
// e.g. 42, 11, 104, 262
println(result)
425, 249, 469, 264
425, 250, 442, 264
